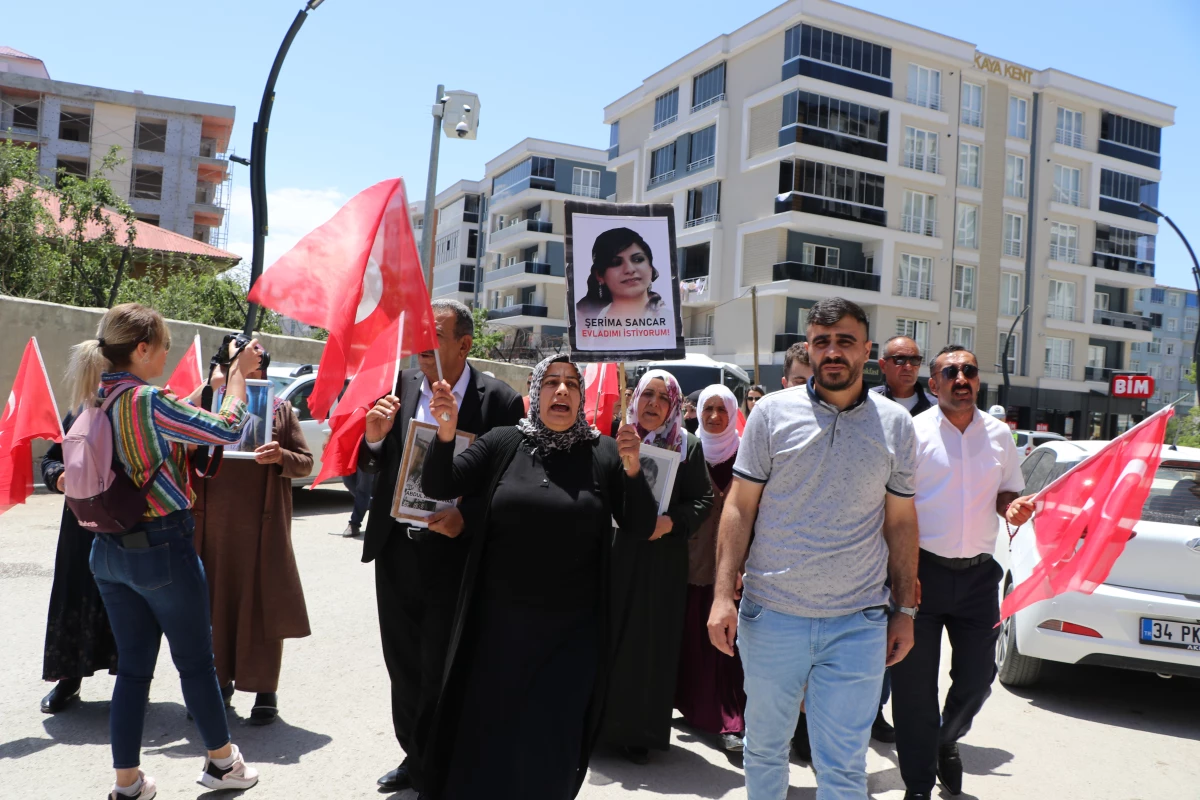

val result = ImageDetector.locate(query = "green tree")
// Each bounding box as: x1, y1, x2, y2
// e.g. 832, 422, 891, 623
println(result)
0, 141, 62, 298
117, 262, 283, 335
468, 307, 504, 359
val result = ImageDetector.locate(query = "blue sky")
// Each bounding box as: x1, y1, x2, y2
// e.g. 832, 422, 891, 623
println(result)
8, 0, 1199, 287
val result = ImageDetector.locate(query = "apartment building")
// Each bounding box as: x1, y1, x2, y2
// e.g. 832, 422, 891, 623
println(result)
480, 139, 614, 350
427, 179, 485, 305
0, 46, 235, 248
1131, 285, 1198, 411
603, 0, 1174, 438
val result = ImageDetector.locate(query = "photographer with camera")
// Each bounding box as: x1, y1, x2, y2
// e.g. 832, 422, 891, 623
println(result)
190, 334, 314, 726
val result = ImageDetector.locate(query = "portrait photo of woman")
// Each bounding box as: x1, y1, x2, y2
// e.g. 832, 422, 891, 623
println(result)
575, 226, 667, 321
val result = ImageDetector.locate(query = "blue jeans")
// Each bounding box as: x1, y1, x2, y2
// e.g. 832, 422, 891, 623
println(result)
738, 598, 888, 800
342, 469, 373, 529
89, 510, 230, 769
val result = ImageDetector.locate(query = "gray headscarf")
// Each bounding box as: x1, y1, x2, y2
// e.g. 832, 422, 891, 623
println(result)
517, 354, 599, 455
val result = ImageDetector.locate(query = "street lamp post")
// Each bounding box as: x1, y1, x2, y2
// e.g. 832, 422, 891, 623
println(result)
1139, 202, 1200, 373
240, 0, 327, 336
419, 87, 480, 297
998, 304, 1029, 412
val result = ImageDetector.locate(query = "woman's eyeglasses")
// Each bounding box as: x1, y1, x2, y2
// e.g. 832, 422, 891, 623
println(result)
939, 364, 980, 380
885, 355, 923, 367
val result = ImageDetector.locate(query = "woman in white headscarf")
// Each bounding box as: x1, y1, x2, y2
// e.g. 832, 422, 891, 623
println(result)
674, 384, 747, 751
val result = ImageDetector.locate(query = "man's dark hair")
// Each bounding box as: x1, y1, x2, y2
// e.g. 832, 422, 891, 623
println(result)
806, 297, 869, 338
431, 299, 474, 339
931, 343, 974, 371
783, 342, 810, 374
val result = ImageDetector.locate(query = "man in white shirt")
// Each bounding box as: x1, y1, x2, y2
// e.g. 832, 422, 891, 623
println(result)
890, 344, 1035, 800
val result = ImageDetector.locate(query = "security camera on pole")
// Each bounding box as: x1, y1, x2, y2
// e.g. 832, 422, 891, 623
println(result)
419, 86, 481, 299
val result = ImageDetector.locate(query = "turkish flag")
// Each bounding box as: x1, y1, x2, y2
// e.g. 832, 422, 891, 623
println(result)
0, 338, 64, 513
247, 178, 438, 422
735, 407, 746, 436
165, 334, 204, 398
308, 315, 406, 489
583, 362, 620, 431
1000, 407, 1175, 621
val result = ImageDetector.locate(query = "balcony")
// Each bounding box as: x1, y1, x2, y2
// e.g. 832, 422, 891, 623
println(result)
1052, 186, 1082, 207
1055, 128, 1087, 149
1047, 304, 1078, 323
905, 88, 942, 111
486, 218, 555, 254
571, 183, 600, 199
692, 94, 725, 113
1094, 308, 1152, 332
483, 260, 564, 290
652, 114, 678, 131
774, 193, 887, 227
487, 303, 549, 321
895, 278, 934, 301
774, 332, 806, 352
773, 261, 881, 292
680, 276, 711, 304
901, 152, 939, 174
685, 336, 713, 347
684, 213, 719, 229
961, 108, 982, 128
648, 170, 675, 189
687, 155, 715, 172
1044, 363, 1074, 380
1049, 244, 1078, 263
1092, 251, 1154, 278
901, 215, 938, 238
1085, 366, 1120, 382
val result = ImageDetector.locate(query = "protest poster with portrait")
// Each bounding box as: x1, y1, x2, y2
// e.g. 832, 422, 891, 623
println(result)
215, 380, 274, 458
391, 420, 476, 525
565, 201, 684, 363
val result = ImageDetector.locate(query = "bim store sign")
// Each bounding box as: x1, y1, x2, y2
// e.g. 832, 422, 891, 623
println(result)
1110, 373, 1154, 398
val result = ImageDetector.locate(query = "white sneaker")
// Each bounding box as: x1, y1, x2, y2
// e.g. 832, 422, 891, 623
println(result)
109, 771, 156, 799
197, 744, 259, 791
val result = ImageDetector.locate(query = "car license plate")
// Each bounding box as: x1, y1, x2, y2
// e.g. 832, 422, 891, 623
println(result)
1140, 617, 1200, 651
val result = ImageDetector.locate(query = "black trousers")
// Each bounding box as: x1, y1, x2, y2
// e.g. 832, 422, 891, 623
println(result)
891, 552, 1003, 793
374, 531, 463, 792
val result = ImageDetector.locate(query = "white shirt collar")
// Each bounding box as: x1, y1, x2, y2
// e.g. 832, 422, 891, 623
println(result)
933, 404, 983, 434
420, 363, 472, 401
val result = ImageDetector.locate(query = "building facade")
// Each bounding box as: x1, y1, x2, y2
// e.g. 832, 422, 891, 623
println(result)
0, 46, 235, 248
427, 179, 485, 306
1132, 285, 1198, 412
602, 0, 1174, 438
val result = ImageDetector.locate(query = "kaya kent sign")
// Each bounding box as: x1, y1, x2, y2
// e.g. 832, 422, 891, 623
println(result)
974, 53, 1033, 84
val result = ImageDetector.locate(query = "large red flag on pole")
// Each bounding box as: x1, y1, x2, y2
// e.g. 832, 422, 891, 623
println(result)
247, 178, 438, 422
165, 333, 204, 398
1000, 406, 1175, 621
0, 338, 64, 513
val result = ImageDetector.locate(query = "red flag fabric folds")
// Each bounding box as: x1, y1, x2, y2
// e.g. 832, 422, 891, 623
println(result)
583, 362, 620, 431
0, 338, 64, 513
165, 334, 204, 399
1000, 407, 1175, 621
247, 178, 438, 422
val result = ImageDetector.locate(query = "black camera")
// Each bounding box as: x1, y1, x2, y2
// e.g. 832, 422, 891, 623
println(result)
212, 333, 270, 373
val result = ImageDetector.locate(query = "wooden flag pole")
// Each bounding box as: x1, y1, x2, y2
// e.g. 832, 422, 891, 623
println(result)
618, 363, 628, 422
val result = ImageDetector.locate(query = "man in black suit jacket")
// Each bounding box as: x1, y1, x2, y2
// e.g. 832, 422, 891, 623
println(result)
358, 300, 525, 795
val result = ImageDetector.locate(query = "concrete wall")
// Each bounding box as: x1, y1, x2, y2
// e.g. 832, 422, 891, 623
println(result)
466, 357, 532, 395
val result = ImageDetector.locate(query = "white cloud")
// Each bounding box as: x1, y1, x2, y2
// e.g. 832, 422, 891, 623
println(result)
225, 184, 349, 272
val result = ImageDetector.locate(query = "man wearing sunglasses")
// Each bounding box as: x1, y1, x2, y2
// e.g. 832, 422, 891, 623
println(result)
871, 337, 936, 416
890, 345, 1035, 800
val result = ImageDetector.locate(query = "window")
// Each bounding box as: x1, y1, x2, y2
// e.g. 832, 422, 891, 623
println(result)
1045, 337, 1074, 379
802, 242, 840, 268
961, 83, 983, 126
1149, 364, 1161, 379
653, 88, 679, 130
55, 157, 88, 186
692, 63, 726, 111
1099, 168, 1159, 220
1187, 318, 1197, 334
999, 332, 1020, 374
958, 143, 981, 188
687, 125, 717, 170
1001, 273, 1023, 316
131, 167, 163, 200
906, 64, 942, 110
649, 143, 676, 186
954, 264, 976, 310
777, 159, 886, 223
491, 156, 555, 198
1130, 359, 1141, 372
897, 253, 933, 300
1049, 222, 1079, 263
1056, 108, 1085, 148
1008, 96, 1028, 139
956, 203, 978, 248
572, 167, 601, 198
466, 229, 479, 259
782, 90, 888, 148
901, 190, 937, 237
135, 119, 167, 152
681, 242, 711, 279
951, 326, 974, 350
1053, 165, 1082, 206
1005, 154, 1026, 198
1151, 288, 1166, 304
608, 121, 620, 159
895, 318, 930, 355
1003, 213, 1024, 258
1094, 292, 1110, 312
1168, 317, 1178, 332
1048, 279, 1076, 321
685, 182, 720, 227
1167, 342, 1177, 356
135, 214, 159, 226
58, 108, 92, 142
784, 23, 892, 80
903, 127, 939, 173
1087, 345, 1106, 369
1169, 292, 1183, 307
11, 100, 38, 132
435, 231, 460, 266
1166, 366, 1176, 380
1100, 111, 1162, 164
1132, 341, 1143, 352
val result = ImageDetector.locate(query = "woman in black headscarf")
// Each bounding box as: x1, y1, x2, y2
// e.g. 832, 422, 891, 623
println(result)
419, 354, 658, 800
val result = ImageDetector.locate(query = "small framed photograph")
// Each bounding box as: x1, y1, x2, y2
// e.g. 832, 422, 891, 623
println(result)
391, 420, 476, 524
637, 443, 680, 515
218, 379, 274, 458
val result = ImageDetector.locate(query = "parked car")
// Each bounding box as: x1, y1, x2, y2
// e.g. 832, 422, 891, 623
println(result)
1011, 429, 1068, 462
265, 363, 346, 487
996, 440, 1200, 687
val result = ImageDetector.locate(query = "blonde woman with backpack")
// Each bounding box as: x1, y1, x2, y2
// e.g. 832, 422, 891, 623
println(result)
64, 303, 263, 800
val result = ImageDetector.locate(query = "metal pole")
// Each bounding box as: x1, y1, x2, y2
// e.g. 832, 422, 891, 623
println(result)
1140, 203, 1200, 372
751, 285, 760, 386
242, 4, 318, 335
1000, 305, 1029, 410
421, 85, 446, 298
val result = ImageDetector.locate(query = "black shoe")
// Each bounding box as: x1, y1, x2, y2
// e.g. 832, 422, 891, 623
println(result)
331, 524, 360, 538
903, 792, 932, 800
621, 745, 650, 765
249, 692, 278, 725
40, 679, 81, 714
377, 762, 412, 791
791, 711, 812, 762
871, 709, 896, 743
937, 742, 964, 795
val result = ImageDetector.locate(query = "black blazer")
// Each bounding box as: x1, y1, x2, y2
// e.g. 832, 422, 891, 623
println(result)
357, 366, 525, 565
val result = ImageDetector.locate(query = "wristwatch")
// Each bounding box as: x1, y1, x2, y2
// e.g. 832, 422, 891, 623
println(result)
895, 605, 919, 619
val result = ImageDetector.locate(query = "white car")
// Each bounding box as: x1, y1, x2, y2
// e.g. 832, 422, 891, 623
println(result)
265, 364, 344, 487
1011, 429, 1068, 463
996, 440, 1200, 687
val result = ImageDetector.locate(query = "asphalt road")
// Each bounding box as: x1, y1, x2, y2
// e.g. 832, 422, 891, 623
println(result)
1, 489, 1196, 799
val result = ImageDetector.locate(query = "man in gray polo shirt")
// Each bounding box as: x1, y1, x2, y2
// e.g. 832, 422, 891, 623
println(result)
708, 297, 920, 800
